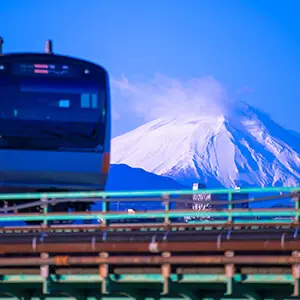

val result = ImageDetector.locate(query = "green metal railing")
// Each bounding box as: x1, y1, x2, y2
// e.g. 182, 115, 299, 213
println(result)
0, 186, 298, 225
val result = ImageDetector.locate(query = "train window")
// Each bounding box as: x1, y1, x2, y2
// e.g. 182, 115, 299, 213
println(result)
81, 94, 90, 108
59, 100, 70, 108
0, 77, 105, 124
80, 93, 98, 109
91, 94, 98, 108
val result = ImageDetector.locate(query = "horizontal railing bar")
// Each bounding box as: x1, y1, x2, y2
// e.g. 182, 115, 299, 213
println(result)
0, 187, 297, 201
0, 209, 298, 222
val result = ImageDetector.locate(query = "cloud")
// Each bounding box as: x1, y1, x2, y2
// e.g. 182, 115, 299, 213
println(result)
111, 73, 236, 122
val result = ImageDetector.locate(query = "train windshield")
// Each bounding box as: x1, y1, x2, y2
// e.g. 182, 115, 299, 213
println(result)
0, 76, 107, 151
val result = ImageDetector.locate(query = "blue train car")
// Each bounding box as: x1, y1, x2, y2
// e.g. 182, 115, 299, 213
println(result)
0, 39, 111, 213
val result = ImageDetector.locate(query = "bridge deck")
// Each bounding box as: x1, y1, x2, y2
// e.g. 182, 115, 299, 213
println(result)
0, 187, 298, 299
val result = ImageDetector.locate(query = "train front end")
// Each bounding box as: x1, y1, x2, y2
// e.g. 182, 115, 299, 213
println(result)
0, 40, 111, 212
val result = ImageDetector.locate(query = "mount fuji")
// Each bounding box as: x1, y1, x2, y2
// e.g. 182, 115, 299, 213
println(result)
111, 102, 300, 189
106, 164, 186, 191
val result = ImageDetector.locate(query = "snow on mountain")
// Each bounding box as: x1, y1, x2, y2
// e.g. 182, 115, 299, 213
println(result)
111, 102, 300, 188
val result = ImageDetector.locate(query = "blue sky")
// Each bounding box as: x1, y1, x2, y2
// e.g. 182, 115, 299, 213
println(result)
1, 0, 300, 137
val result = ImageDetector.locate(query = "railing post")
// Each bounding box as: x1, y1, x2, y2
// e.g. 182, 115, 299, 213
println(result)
101, 196, 108, 226
41, 197, 48, 227
162, 194, 170, 224
293, 192, 300, 223
228, 192, 233, 223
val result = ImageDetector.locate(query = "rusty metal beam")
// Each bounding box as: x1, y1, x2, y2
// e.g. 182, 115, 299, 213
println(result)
0, 255, 299, 266
0, 240, 300, 254
0, 266, 292, 275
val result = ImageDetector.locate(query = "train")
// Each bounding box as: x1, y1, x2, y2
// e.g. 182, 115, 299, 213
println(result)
0, 38, 111, 215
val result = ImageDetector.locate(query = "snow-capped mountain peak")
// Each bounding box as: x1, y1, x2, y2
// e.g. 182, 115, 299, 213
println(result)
111, 104, 300, 188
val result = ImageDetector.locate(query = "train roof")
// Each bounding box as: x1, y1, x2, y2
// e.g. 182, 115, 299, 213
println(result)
0, 38, 108, 75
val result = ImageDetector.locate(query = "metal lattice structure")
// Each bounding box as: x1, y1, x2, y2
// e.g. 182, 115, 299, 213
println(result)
0, 186, 299, 299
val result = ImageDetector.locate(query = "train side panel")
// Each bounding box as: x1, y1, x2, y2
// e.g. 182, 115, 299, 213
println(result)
0, 149, 108, 192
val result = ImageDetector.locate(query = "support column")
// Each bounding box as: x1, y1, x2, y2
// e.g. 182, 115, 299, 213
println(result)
225, 251, 235, 296
40, 252, 50, 295
292, 251, 300, 297
99, 252, 109, 294
161, 251, 171, 295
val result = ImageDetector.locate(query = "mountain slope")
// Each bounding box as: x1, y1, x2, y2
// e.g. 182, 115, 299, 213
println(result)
101, 164, 186, 211
111, 103, 300, 188
106, 164, 186, 191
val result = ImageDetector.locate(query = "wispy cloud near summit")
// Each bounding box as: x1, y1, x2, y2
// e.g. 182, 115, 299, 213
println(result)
111, 74, 236, 123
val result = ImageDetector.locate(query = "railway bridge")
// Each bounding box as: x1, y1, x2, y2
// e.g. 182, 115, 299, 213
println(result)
0, 187, 299, 300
